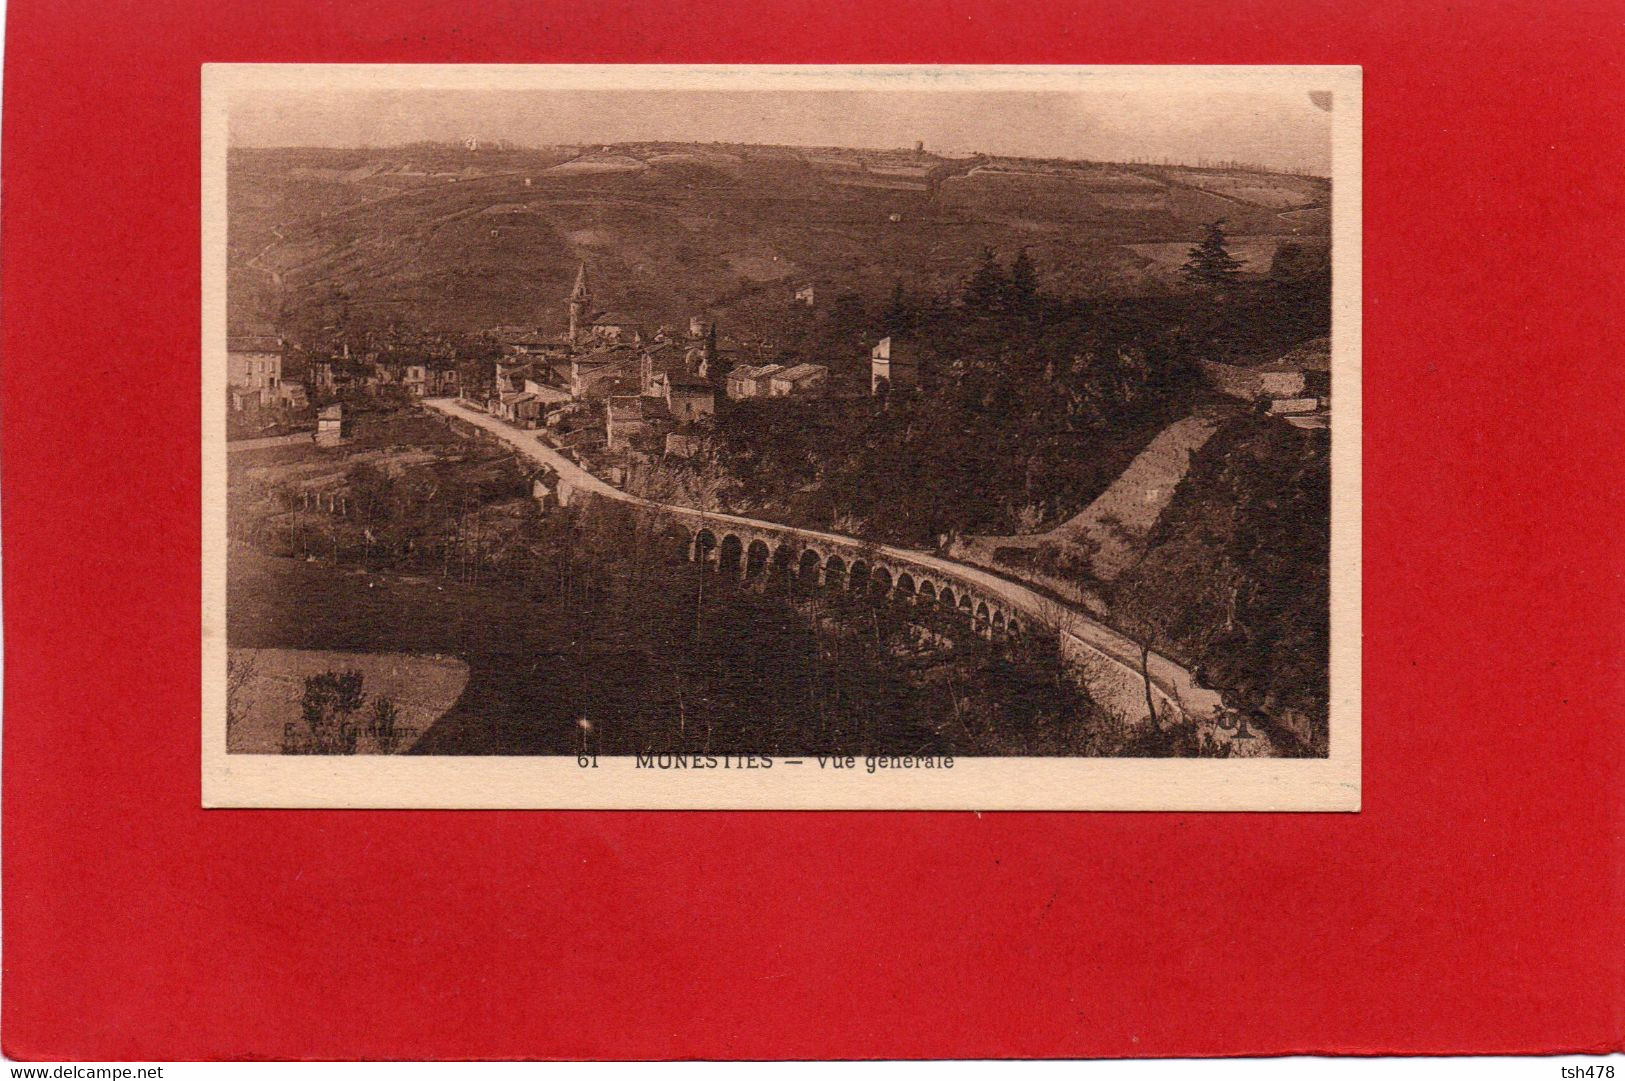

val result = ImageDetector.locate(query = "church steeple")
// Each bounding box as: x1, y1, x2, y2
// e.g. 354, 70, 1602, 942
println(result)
568, 262, 592, 343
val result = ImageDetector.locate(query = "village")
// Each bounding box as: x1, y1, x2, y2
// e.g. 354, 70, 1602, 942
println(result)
227, 255, 1327, 478
227, 262, 852, 472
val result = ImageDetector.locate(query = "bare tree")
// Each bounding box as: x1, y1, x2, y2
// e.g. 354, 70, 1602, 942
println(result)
1108, 594, 1170, 730
225, 651, 259, 745
366, 696, 402, 754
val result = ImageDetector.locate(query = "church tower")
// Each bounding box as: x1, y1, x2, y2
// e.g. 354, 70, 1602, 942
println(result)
567, 262, 592, 344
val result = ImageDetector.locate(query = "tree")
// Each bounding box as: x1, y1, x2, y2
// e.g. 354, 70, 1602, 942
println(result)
882, 280, 914, 334
1007, 248, 1040, 314
1181, 220, 1243, 288
288, 670, 366, 754
347, 462, 395, 529
963, 247, 1008, 312
1110, 583, 1177, 734
226, 651, 259, 744
366, 696, 401, 753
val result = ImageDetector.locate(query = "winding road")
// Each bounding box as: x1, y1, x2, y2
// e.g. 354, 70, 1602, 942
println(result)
424, 397, 1225, 725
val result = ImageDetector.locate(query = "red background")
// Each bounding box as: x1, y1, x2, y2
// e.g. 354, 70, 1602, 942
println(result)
3, 0, 1621, 1060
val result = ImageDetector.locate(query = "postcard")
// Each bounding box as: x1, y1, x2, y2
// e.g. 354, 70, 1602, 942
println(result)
202, 64, 1361, 808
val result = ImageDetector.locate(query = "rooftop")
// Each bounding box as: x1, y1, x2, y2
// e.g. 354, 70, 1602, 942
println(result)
666, 369, 716, 390
576, 345, 637, 364
228, 335, 281, 354
527, 384, 573, 404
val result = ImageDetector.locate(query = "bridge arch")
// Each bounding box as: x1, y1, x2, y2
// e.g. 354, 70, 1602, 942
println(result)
848, 560, 870, 595
917, 579, 935, 603
693, 528, 718, 566
894, 571, 914, 601
824, 554, 847, 591
769, 543, 794, 587
871, 566, 893, 598
797, 549, 822, 590
719, 534, 744, 576
745, 538, 771, 580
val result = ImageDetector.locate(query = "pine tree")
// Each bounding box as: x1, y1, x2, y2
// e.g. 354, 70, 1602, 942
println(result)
1007, 248, 1039, 313
882, 280, 913, 333
1182, 220, 1243, 288
963, 247, 1008, 311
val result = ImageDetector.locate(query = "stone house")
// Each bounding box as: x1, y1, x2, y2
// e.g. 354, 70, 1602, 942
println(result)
589, 312, 645, 344
605, 395, 650, 451
431, 368, 460, 396
1200, 336, 1331, 428
870, 336, 917, 394
309, 361, 336, 393
663, 369, 717, 424
768, 363, 828, 397
638, 342, 684, 397
498, 392, 544, 428
227, 333, 283, 410
315, 403, 348, 446
664, 432, 702, 459
401, 364, 428, 397
725, 363, 785, 400
567, 346, 639, 399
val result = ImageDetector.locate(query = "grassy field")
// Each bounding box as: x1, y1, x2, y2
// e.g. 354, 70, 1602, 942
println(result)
228, 646, 469, 754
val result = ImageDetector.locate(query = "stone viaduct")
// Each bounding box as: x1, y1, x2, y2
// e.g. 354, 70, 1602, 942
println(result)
681, 516, 1026, 638
433, 397, 1225, 725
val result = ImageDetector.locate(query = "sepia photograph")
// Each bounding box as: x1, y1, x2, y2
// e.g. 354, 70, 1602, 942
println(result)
202, 65, 1361, 808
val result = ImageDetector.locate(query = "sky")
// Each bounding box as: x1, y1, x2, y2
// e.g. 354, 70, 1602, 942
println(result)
229, 85, 1334, 174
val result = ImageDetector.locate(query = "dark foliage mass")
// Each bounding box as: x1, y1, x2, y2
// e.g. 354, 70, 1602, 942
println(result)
703, 241, 1329, 547
1112, 413, 1332, 753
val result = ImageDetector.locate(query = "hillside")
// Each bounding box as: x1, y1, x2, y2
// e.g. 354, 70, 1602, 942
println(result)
1110, 412, 1331, 754
228, 142, 1329, 338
